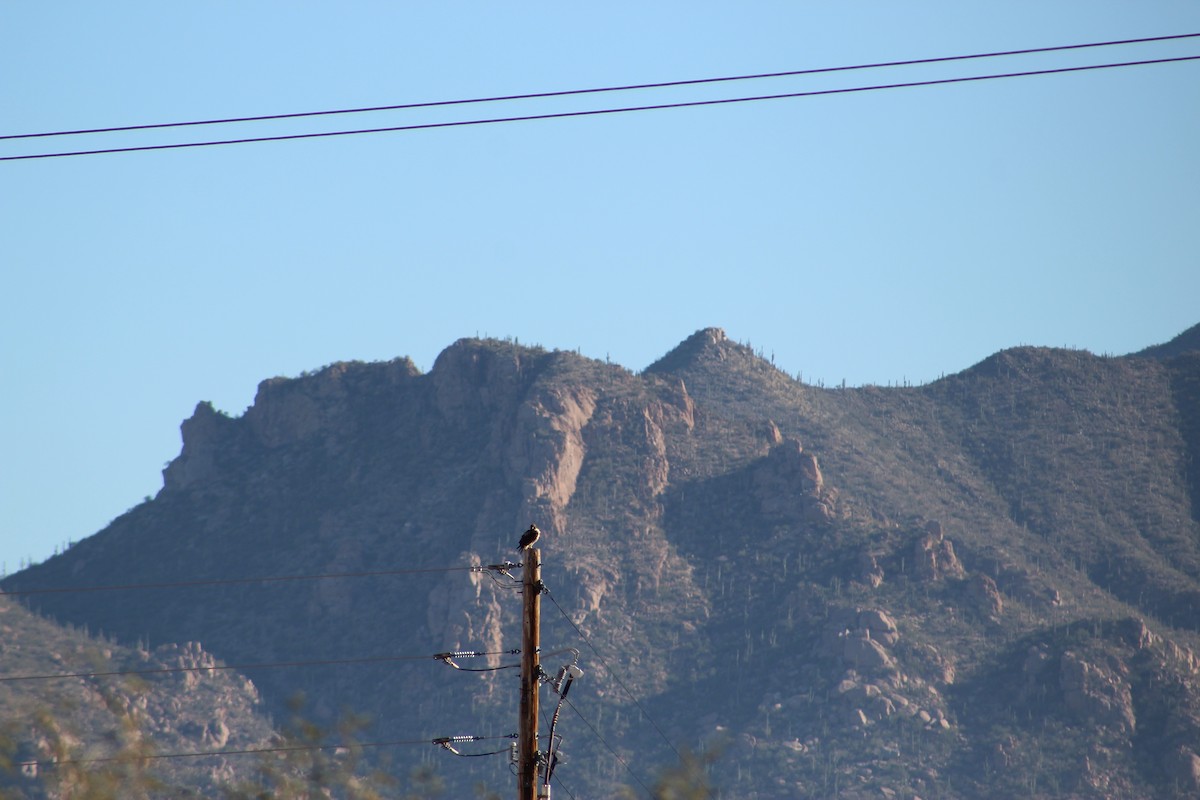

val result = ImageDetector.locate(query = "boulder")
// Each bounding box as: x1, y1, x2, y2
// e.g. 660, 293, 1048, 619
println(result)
843, 634, 897, 672
913, 524, 965, 580
858, 609, 900, 645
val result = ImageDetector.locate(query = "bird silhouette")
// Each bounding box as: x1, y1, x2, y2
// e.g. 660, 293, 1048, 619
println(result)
517, 524, 541, 552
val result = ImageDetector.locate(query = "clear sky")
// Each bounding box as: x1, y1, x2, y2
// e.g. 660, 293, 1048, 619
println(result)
3, 3, 1198, 573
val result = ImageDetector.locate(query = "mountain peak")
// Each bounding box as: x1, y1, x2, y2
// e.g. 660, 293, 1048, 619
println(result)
644, 327, 740, 375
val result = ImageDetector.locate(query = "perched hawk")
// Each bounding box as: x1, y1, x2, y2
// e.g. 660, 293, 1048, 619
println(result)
517, 524, 541, 552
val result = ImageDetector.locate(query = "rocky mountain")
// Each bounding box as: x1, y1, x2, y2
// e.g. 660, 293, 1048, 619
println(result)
4, 324, 1200, 798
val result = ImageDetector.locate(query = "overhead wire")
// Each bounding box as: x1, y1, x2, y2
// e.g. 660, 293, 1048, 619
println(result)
2, 53, 1198, 162
2, 31, 1196, 142
0, 563, 521, 777
552, 771, 579, 800
543, 588, 686, 766
0, 559, 703, 792
0, 564, 482, 596
26, 733, 518, 768
0, 649, 519, 684
545, 586, 720, 799
561, 695, 655, 800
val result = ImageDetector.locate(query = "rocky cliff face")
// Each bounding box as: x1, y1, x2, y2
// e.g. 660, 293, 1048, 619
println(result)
5, 327, 1200, 799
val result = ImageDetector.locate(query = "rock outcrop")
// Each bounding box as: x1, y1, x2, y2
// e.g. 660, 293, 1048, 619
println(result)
913, 520, 965, 580
751, 438, 840, 523
968, 573, 1004, 618
823, 607, 901, 673
509, 385, 597, 529
1059, 650, 1136, 733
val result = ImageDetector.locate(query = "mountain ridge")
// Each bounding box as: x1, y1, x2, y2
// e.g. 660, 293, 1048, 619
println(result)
5, 324, 1200, 798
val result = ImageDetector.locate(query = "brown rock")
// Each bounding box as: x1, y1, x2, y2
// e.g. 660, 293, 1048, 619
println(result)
968, 573, 1004, 617
1059, 651, 1135, 733
663, 378, 695, 431
508, 386, 598, 510
638, 404, 671, 498
426, 554, 505, 671
430, 341, 525, 430
1117, 617, 1155, 650
858, 609, 900, 646
913, 527, 965, 581
933, 652, 957, 685
843, 634, 897, 672
163, 402, 233, 489
1166, 747, 1200, 792
752, 438, 839, 523
857, 551, 884, 588
875, 696, 897, 718
203, 718, 230, 748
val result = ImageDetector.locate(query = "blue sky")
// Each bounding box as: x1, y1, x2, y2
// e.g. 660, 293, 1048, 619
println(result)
3, 3, 1199, 572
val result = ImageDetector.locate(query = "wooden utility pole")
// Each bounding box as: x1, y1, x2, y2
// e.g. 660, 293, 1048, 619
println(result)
518, 547, 542, 800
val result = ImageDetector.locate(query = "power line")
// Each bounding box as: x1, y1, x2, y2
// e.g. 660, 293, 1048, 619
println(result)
562, 695, 654, 800
0, 564, 479, 596
42, 737, 427, 766
552, 769, 579, 800
544, 588, 686, 766
0, 649, 519, 684
3, 31, 1196, 142
3, 53, 1197, 162
28, 733, 517, 768
0, 654, 427, 683
546, 587, 723, 799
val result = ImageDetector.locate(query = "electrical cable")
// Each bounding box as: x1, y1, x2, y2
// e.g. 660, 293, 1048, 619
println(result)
2, 54, 1197, 162
545, 588, 719, 800
25, 734, 518, 767
437, 662, 521, 673
26, 735, 496, 768
2, 32, 1196, 142
483, 569, 524, 590
0, 564, 480, 596
562, 695, 655, 800
539, 703, 564, 788
443, 747, 511, 758
544, 589, 684, 762
0, 649, 519, 683
552, 771, 579, 800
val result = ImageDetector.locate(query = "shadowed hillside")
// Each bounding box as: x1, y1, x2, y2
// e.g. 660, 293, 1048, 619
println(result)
4, 325, 1200, 798
0, 594, 275, 799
